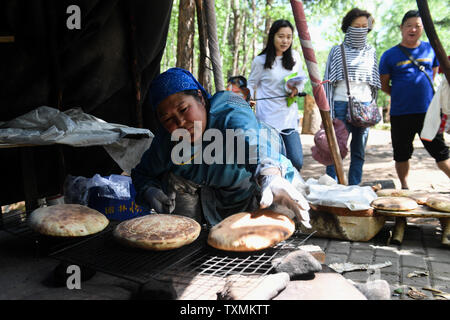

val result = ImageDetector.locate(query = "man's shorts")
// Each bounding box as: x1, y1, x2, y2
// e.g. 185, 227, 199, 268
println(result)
390, 113, 449, 163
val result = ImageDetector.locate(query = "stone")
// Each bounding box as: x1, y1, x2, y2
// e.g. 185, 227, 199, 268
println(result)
351, 279, 392, 300
298, 245, 326, 263
272, 249, 322, 279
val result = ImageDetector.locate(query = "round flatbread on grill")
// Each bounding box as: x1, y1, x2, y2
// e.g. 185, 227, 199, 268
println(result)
371, 197, 418, 211
426, 195, 450, 213
113, 214, 201, 250
407, 192, 441, 205
207, 210, 295, 252
28, 204, 109, 237
376, 189, 412, 197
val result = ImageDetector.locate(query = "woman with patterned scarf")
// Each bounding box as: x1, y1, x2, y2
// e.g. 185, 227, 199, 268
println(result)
323, 8, 381, 185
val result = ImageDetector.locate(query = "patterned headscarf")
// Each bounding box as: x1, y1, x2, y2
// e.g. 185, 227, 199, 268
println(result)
323, 27, 381, 111
149, 67, 211, 110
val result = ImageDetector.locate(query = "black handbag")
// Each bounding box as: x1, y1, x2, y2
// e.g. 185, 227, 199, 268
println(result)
340, 44, 381, 128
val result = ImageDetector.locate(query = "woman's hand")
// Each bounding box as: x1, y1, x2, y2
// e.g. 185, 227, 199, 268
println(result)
287, 85, 298, 98
259, 174, 311, 228
144, 187, 176, 213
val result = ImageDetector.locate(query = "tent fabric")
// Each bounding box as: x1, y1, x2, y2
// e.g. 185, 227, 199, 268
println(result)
0, 0, 173, 205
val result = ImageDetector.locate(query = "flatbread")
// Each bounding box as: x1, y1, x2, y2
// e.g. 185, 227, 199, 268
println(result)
371, 197, 418, 211
376, 189, 412, 197
28, 204, 109, 237
426, 195, 450, 213
207, 210, 295, 252
407, 192, 441, 205
113, 214, 201, 250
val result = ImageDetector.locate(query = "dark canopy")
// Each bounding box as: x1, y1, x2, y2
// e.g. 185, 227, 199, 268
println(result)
0, 0, 173, 205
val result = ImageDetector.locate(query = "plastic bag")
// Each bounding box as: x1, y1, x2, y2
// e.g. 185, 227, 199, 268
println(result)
64, 174, 131, 205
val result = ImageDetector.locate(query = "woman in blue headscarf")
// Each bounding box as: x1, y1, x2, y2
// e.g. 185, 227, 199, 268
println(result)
131, 68, 310, 227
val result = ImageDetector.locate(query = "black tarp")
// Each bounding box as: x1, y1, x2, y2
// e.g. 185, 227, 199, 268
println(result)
0, 0, 173, 205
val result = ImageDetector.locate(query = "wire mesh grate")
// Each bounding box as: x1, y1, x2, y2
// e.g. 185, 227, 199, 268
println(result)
148, 230, 312, 299
50, 226, 312, 299
1, 209, 116, 256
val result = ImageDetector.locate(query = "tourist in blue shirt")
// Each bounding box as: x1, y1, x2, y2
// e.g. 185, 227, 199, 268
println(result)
131, 68, 310, 227
379, 10, 450, 189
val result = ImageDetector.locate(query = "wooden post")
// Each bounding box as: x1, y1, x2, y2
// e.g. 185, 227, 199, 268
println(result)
204, 0, 225, 92
290, 0, 347, 185
195, 0, 211, 91
416, 0, 450, 85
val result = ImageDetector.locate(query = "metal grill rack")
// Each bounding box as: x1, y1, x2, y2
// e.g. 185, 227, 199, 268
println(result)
50, 226, 311, 299
1, 209, 116, 256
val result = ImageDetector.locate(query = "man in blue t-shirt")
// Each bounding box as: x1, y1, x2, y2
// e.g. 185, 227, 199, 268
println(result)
379, 10, 450, 189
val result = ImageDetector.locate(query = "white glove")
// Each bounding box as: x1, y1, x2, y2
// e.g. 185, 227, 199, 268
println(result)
259, 175, 311, 228
144, 187, 176, 214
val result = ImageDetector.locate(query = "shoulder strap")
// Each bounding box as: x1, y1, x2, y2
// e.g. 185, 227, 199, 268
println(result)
397, 44, 435, 93
340, 44, 351, 97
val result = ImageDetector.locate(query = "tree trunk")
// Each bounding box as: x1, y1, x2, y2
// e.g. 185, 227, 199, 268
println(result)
263, 0, 274, 46
240, 10, 250, 76
176, 0, 195, 72
222, 0, 232, 49
204, 0, 225, 92
416, 0, 450, 85
251, 0, 257, 59
195, 0, 211, 92
301, 94, 321, 134
231, 0, 242, 77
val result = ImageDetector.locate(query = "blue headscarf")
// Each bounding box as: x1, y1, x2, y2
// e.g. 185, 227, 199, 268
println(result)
149, 67, 211, 110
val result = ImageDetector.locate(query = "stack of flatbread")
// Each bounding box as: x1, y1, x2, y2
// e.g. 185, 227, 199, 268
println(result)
113, 214, 201, 250
426, 195, 450, 213
407, 192, 441, 205
375, 189, 450, 212
207, 210, 295, 252
28, 204, 109, 237
376, 189, 413, 198
371, 196, 418, 211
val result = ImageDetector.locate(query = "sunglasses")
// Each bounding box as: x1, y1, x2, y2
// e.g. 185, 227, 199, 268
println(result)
227, 76, 247, 88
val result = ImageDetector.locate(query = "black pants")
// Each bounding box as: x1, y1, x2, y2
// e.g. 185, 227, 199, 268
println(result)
390, 113, 449, 162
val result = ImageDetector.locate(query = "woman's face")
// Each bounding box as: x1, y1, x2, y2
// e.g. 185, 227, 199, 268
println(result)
273, 27, 293, 56
157, 90, 207, 143
351, 16, 369, 29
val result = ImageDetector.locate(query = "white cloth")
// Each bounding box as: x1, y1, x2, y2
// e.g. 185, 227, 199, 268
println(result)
247, 50, 307, 131
304, 181, 377, 211
334, 80, 373, 103
420, 80, 450, 141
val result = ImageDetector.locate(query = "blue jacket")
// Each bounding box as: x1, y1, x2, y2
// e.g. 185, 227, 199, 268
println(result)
131, 91, 295, 224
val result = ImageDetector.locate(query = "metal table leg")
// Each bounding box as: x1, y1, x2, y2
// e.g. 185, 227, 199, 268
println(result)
391, 217, 407, 245
20, 147, 39, 213
439, 218, 450, 246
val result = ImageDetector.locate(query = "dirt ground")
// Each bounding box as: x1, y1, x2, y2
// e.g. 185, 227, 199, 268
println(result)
300, 128, 450, 193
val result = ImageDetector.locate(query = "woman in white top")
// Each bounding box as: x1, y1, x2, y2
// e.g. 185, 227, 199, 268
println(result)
248, 19, 307, 173
323, 8, 381, 185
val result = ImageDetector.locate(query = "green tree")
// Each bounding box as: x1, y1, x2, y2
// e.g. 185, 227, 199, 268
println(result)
163, 0, 449, 103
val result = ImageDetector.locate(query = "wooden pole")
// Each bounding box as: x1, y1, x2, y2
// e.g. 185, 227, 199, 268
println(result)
290, 0, 347, 185
204, 0, 225, 92
195, 0, 211, 91
416, 0, 450, 85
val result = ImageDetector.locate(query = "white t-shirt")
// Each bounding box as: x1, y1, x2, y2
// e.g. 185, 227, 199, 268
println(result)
247, 50, 306, 131
334, 80, 372, 103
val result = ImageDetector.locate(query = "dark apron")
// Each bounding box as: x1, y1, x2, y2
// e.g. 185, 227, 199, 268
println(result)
165, 172, 259, 226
